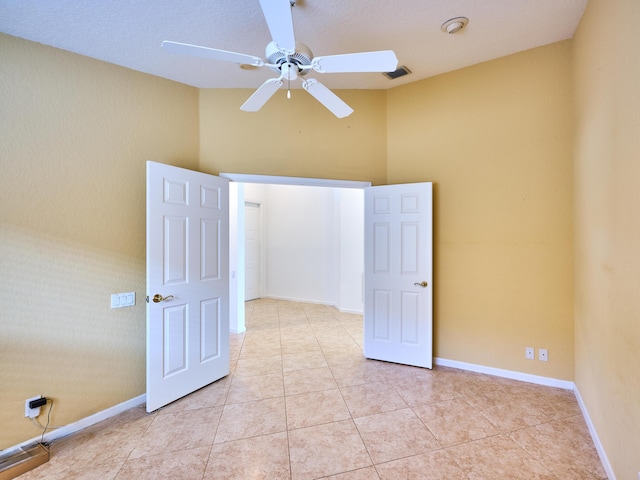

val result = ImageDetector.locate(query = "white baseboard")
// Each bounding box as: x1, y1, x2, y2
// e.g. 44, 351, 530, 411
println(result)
263, 294, 333, 306
262, 295, 364, 315
4, 394, 146, 456
434, 357, 575, 390
573, 386, 616, 480
337, 307, 364, 315
435, 357, 615, 479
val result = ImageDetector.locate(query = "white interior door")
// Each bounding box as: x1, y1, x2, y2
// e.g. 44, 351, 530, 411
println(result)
364, 183, 433, 368
244, 202, 261, 301
146, 161, 230, 412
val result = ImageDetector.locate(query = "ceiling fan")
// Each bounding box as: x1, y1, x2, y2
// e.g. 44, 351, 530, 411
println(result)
161, 0, 398, 118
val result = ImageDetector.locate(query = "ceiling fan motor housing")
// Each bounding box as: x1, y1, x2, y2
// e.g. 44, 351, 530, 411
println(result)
266, 41, 313, 75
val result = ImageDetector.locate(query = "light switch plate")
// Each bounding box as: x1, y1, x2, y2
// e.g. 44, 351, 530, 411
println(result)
111, 292, 135, 309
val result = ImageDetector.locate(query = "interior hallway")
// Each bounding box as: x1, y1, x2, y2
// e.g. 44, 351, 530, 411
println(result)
19, 299, 606, 479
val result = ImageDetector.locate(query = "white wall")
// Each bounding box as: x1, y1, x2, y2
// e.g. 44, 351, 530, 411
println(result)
243, 182, 364, 312
338, 189, 364, 313
228, 182, 245, 333
264, 184, 339, 303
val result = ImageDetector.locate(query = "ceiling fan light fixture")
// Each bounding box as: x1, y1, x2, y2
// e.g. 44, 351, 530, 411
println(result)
441, 17, 469, 34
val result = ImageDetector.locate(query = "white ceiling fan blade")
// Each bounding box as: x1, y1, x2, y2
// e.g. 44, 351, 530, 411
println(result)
302, 79, 353, 118
240, 78, 283, 112
258, 0, 296, 53
162, 41, 264, 67
311, 50, 398, 73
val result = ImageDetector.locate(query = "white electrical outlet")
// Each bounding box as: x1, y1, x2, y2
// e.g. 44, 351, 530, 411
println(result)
525, 347, 534, 360
25, 396, 42, 418
539, 348, 548, 361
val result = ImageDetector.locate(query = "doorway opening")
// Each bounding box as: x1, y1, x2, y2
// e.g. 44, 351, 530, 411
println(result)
222, 174, 370, 334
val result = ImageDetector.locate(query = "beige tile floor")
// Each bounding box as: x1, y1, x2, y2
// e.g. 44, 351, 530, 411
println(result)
21, 299, 607, 480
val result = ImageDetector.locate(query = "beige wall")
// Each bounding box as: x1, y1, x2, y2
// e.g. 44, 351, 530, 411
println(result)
4, 12, 637, 475
387, 42, 575, 380
198, 88, 387, 184
573, 0, 640, 476
0, 34, 199, 448
0, 34, 577, 449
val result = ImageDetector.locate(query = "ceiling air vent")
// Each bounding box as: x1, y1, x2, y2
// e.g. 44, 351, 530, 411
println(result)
383, 65, 412, 80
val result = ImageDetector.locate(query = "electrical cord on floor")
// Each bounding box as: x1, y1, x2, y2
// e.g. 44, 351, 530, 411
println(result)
29, 399, 56, 448
41, 399, 53, 446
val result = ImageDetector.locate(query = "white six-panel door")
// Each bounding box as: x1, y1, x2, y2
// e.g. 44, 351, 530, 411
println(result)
364, 183, 433, 369
244, 202, 261, 301
146, 161, 230, 412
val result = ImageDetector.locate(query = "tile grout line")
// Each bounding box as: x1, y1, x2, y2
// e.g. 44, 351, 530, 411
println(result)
278, 301, 295, 480
198, 322, 245, 480
255, 300, 581, 479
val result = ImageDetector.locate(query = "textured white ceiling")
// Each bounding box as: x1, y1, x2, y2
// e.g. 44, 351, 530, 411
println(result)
0, 0, 588, 90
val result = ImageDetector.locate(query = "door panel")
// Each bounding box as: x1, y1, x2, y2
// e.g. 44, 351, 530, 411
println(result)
401, 291, 420, 344
401, 222, 419, 274
146, 161, 230, 412
364, 183, 432, 369
201, 218, 220, 280
164, 216, 187, 284
201, 298, 220, 361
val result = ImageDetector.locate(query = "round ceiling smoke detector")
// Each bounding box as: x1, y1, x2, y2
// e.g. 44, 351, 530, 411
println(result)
441, 17, 469, 34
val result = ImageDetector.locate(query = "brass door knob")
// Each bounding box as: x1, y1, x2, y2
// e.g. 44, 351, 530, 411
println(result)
152, 294, 174, 303
413, 281, 428, 288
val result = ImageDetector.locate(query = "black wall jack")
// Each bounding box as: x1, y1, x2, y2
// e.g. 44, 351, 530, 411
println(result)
29, 397, 47, 409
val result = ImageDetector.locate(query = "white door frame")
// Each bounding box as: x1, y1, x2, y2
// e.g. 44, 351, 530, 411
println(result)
220, 173, 371, 190
223, 173, 371, 334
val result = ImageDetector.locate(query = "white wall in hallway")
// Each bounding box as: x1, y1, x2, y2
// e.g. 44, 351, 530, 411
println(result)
243, 182, 364, 313
338, 188, 364, 313
264, 184, 339, 304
